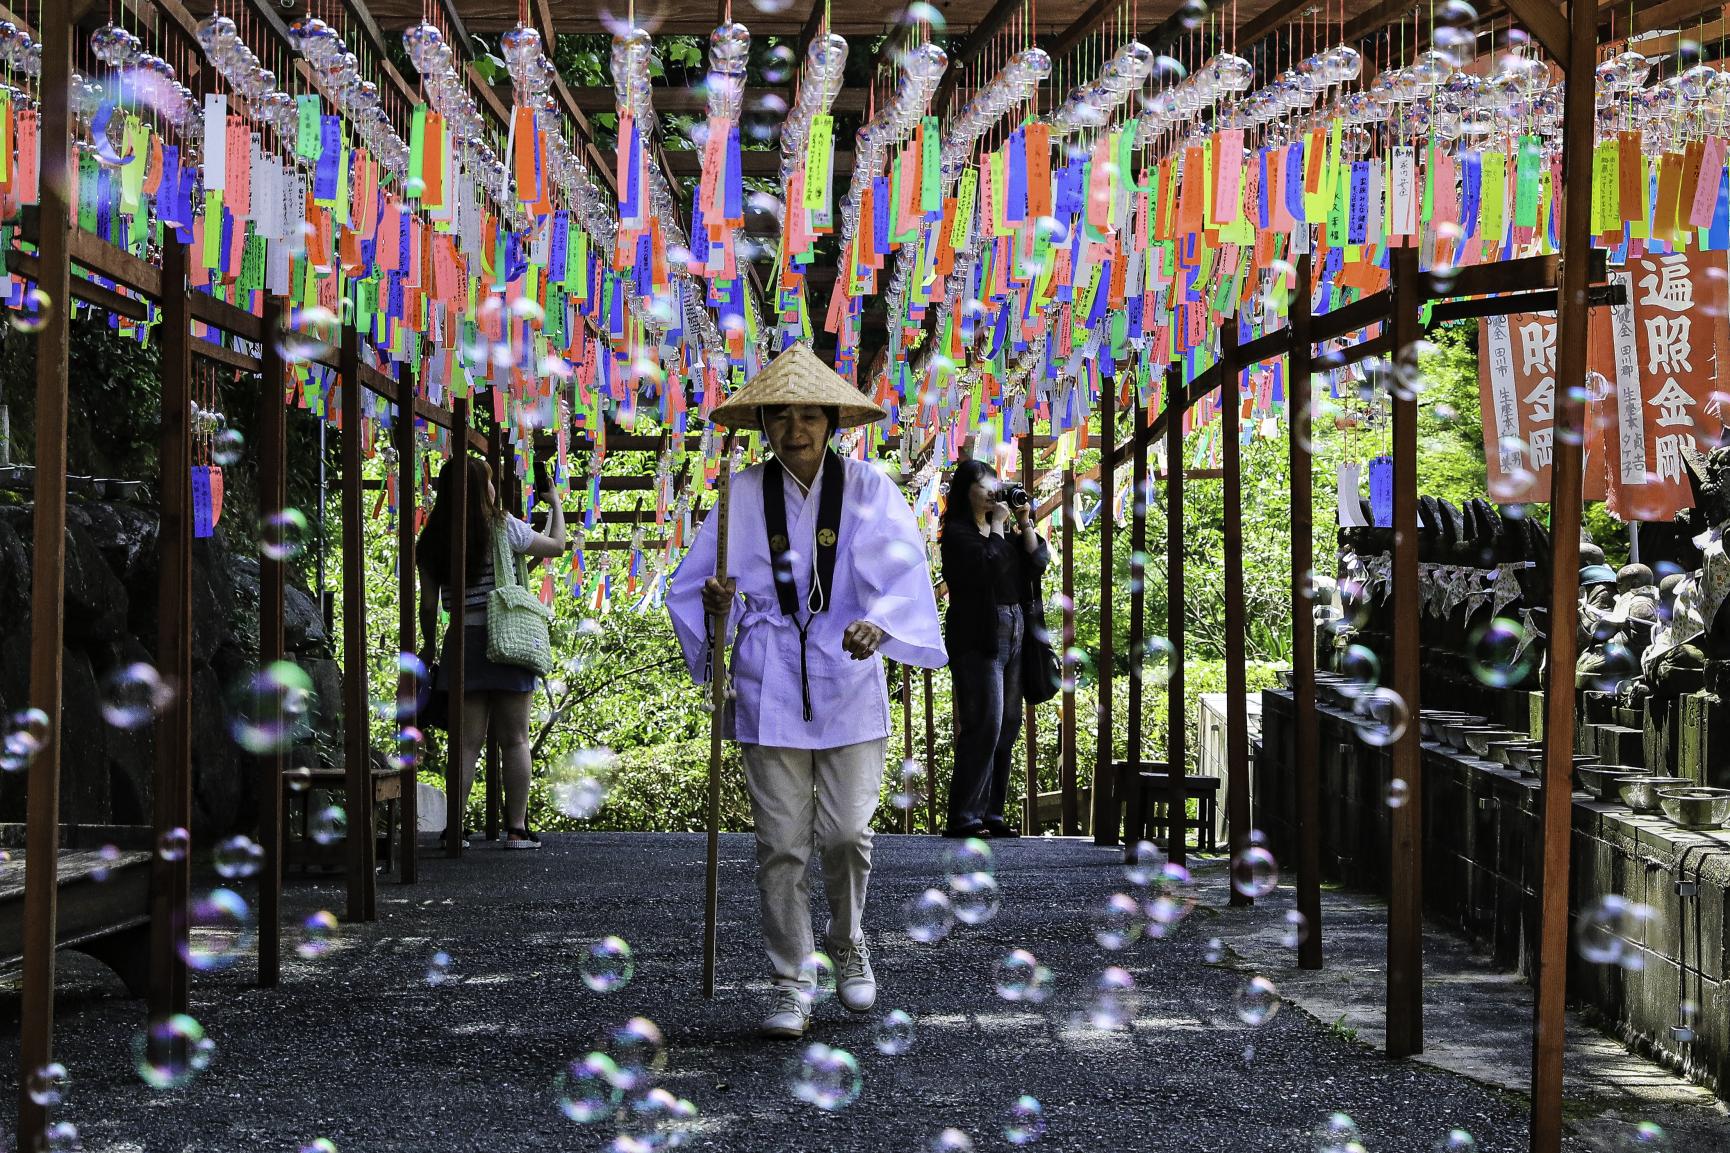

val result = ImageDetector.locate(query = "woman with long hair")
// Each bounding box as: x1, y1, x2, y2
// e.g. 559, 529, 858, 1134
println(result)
939, 458, 1049, 839
417, 454, 566, 849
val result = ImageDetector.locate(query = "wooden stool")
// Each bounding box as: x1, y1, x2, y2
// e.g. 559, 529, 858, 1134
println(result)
283, 766, 403, 874
1114, 762, 1221, 853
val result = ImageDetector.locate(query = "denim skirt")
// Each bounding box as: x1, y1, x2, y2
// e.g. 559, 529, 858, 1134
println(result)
436, 623, 537, 695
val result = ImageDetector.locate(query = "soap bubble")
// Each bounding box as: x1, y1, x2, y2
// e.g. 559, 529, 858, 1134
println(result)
1470, 617, 1535, 687
1231, 844, 1279, 899
230, 660, 316, 753
555, 1052, 622, 1123
1386, 778, 1411, 808
1435, 1130, 1477, 1152
933, 1128, 975, 1153
157, 826, 190, 861
1314, 1112, 1368, 1153
298, 1141, 338, 1153
1233, 976, 1282, 1025
1088, 966, 1136, 1030
1577, 895, 1656, 969
942, 836, 994, 879
797, 951, 837, 1006
425, 950, 454, 987
551, 747, 615, 819
43, 1122, 80, 1152
297, 909, 339, 959
132, 1013, 215, 1088
276, 306, 340, 363
378, 652, 430, 720
1095, 893, 1144, 950
1134, 635, 1175, 684
180, 887, 255, 972
101, 662, 175, 729
261, 508, 310, 561
602, 1017, 667, 1092
1281, 910, 1310, 949
993, 948, 1054, 1003
210, 834, 261, 879
892, 758, 926, 810
1353, 687, 1410, 748
949, 870, 1001, 925
385, 726, 422, 772
1146, 862, 1199, 936
1177, 0, 1209, 32
1004, 1095, 1046, 1145
1204, 937, 1225, 963
1123, 841, 1166, 888
788, 1042, 861, 1111
581, 936, 634, 993
1338, 644, 1381, 699
26, 1061, 68, 1106
906, 887, 956, 944
1674, 999, 1699, 1043
1, 707, 50, 772
10, 287, 53, 332
211, 426, 245, 466
309, 804, 347, 846
90, 843, 122, 882
1618, 1121, 1670, 1149
873, 1009, 916, 1055
618, 1086, 697, 1150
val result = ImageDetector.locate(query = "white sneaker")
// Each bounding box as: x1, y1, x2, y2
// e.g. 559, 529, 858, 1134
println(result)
760, 987, 811, 1038
835, 942, 876, 1013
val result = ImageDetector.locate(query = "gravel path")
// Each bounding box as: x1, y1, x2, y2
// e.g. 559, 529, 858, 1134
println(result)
0, 832, 1714, 1152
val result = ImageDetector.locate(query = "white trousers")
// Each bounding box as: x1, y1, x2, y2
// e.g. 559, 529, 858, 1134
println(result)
741, 739, 885, 991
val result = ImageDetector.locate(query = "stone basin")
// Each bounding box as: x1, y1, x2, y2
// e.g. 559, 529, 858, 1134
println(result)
1575, 764, 1644, 800
1617, 776, 1692, 814
1658, 786, 1730, 831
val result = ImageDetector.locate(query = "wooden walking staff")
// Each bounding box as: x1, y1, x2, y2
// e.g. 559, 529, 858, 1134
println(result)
702, 435, 736, 999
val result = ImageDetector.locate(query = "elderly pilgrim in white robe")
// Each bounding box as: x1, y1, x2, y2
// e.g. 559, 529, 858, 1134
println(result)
668, 453, 947, 747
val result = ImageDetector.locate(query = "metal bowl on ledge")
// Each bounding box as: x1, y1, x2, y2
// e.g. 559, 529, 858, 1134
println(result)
1576, 764, 1644, 800
1658, 787, 1730, 831
1464, 728, 1514, 759
1617, 776, 1692, 814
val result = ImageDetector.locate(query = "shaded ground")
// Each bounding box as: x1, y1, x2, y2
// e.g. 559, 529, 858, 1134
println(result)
4, 832, 1725, 1152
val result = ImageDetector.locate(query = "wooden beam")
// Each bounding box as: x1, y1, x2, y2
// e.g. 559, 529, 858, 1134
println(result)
257, 292, 287, 988
446, 399, 470, 858
1060, 462, 1079, 836
1048, 0, 1115, 61
16, 5, 72, 1145
1020, 435, 1039, 835
1221, 321, 1251, 908
1092, 360, 1118, 847
1290, 254, 1323, 971
569, 84, 868, 115
1163, 362, 1187, 869
932, 0, 1028, 114
396, 364, 421, 886
1531, 0, 1599, 1141
532, 0, 622, 197
1387, 243, 1425, 1059
340, 325, 377, 922
1500, 0, 1570, 66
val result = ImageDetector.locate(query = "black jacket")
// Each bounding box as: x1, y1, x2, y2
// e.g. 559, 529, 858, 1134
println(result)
940, 525, 1052, 658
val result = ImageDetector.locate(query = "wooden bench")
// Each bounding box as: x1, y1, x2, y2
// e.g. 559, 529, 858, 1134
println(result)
1114, 762, 1221, 853
0, 829, 152, 996
283, 765, 404, 873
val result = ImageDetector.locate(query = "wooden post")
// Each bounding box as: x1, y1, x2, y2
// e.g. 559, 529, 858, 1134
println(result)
1059, 463, 1079, 835
483, 429, 507, 842
1021, 436, 1038, 835
900, 664, 913, 833
340, 325, 374, 921
17, 5, 73, 1141
1125, 394, 1148, 847
1387, 244, 1425, 1057
446, 400, 469, 857
1289, 254, 1323, 970
1092, 370, 1118, 846
395, 374, 419, 883
923, 667, 937, 834
1531, 4, 1598, 1147
258, 293, 287, 982
150, 238, 194, 1028
703, 440, 735, 998
1164, 365, 1188, 868
1222, 322, 1251, 907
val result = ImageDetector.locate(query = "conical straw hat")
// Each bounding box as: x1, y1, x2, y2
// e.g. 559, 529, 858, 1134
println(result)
708, 343, 887, 431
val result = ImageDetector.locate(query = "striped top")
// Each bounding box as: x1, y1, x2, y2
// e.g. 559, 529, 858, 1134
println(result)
444, 514, 536, 622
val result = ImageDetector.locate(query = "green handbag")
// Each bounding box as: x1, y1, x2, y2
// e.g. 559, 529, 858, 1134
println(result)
486, 519, 553, 675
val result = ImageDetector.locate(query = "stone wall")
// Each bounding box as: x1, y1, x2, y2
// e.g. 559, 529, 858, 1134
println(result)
0, 499, 336, 839
1258, 688, 1730, 1102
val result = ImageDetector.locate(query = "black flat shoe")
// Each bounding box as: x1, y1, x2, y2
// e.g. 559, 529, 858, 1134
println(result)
941, 822, 989, 839
982, 818, 1020, 839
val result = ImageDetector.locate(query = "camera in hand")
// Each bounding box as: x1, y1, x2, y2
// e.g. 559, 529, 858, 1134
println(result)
1000, 482, 1031, 509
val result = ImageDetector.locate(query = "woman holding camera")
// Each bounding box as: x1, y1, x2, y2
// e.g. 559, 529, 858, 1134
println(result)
940, 459, 1050, 839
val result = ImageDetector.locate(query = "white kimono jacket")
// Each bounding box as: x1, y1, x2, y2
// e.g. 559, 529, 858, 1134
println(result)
668, 454, 947, 749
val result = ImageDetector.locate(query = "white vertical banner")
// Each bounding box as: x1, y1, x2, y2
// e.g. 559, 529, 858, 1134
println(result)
1608, 269, 1646, 485
203, 94, 227, 191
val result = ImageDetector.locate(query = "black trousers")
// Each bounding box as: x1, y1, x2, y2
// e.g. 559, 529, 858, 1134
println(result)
947, 605, 1025, 827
